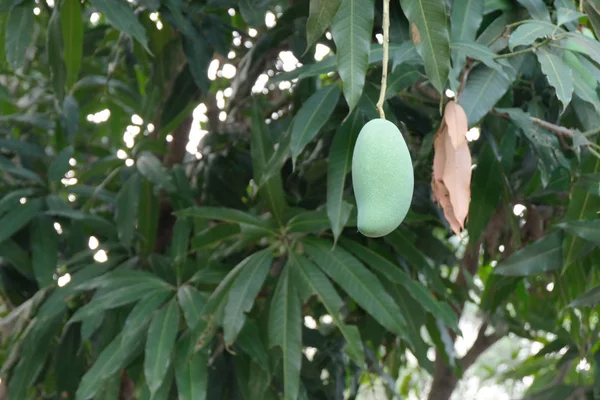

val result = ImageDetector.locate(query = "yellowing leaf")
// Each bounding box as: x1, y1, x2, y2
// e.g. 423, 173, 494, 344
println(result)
431, 102, 472, 236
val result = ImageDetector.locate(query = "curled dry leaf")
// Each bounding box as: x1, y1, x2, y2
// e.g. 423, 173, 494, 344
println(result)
431, 101, 472, 236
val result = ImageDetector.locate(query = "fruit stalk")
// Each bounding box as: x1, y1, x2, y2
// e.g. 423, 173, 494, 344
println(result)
375, 0, 390, 120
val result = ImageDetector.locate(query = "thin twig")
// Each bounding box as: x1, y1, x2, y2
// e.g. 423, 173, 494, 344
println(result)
375, 0, 390, 119
456, 58, 474, 102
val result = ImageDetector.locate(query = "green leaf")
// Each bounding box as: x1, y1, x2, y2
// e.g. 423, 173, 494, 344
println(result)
291, 252, 365, 364
516, 0, 551, 21
303, 237, 410, 339
175, 346, 208, 400
287, 209, 331, 233
136, 151, 177, 193
536, 48, 573, 111
498, 107, 568, 186
236, 321, 270, 370
47, 3, 66, 100
306, 0, 342, 49
468, 134, 515, 241
340, 239, 459, 332
145, 298, 180, 395
8, 314, 64, 399
48, 146, 73, 183
191, 224, 240, 249
563, 154, 600, 269
570, 284, 600, 307
584, 0, 600, 39
0, 198, 43, 245
391, 41, 421, 71
557, 220, 600, 244
5, 5, 34, 70
450, 40, 506, 75
331, 0, 374, 112
451, 0, 484, 43
115, 173, 140, 247
30, 216, 58, 287
385, 63, 420, 98
508, 21, 557, 50
76, 330, 145, 399
327, 111, 361, 242
223, 248, 273, 345
257, 131, 291, 188
493, 231, 563, 276
399, 0, 451, 93
70, 278, 173, 322
238, 0, 272, 26
561, 33, 600, 66
556, 7, 585, 26
289, 85, 341, 165
61, 95, 79, 142
176, 207, 274, 234
177, 285, 206, 329
0, 239, 32, 278
61, 0, 83, 88
182, 30, 212, 93
89, 0, 150, 51
139, 179, 160, 254
268, 265, 302, 400
251, 102, 286, 225
459, 57, 522, 126
121, 291, 172, 351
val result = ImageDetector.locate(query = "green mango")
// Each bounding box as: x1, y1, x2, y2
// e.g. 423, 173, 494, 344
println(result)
351, 118, 414, 237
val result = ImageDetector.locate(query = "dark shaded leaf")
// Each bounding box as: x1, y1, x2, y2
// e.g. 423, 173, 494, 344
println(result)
493, 231, 563, 276
5, 5, 34, 70
61, 0, 83, 87
306, 0, 342, 49
89, 0, 149, 51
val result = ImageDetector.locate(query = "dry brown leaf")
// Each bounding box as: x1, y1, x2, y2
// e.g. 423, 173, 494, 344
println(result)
431, 101, 472, 236
411, 23, 421, 44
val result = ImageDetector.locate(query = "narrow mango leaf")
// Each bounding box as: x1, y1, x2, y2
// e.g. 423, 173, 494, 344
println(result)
48, 146, 74, 182
191, 224, 240, 249
5, 5, 34, 70
223, 249, 273, 345
306, 0, 342, 50
392, 41, 422, 70
570, 284, 600, 307
251, 102, 286, 225
0, 240, 32, 278
31, 216, 58, 287
0, 198, 43, 245
508, 21, 557, 50
238, 0, 272, 26
291, 253, 365, 364
268, 265, 302, 400
536, 48, 573, 111
385, 64, 420, 98
176, 207, 274, 234
468, 134, 515, 241
136, 151, 177, 193
451, 0, 484, 42
89, 0, 150, 51
584, 0, 600, 39
340, 239, 459, 332
121, 291, 172, 352
115, 173, 140, 247
450, 41, 506, 75
144, 298, 180, 395
493, 231, 563, 276
303, 237, 410, 340
8, 314, 64, 399
257, 131, 291, 188
177, 285, 206, 329
326, 111, 362, 242
400, 0, 451, 93
76, 330, 145, 399
175, 345, 208, 400
557, 220, 600, 244
561, 33, 600, 66
61, 0, 83, 87
516, 0, 551, 21
563, 154, 600, 269
556, 7, 585, 26
236, 321, 271, 371
138, 179, 159, 254
289, 85, 341, 165
459, 57, 522, 125
47, 3, 66, 100
331, 0, 374, 112
287, 209, 331, 233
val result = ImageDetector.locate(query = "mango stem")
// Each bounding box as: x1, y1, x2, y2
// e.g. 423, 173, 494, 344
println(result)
376, 0, 390, 120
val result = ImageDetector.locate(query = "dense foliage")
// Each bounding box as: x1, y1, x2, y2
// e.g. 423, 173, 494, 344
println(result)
1, 0, 600, 399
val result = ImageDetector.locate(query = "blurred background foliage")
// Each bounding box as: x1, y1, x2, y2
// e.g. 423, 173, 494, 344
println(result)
1, 0, 600, 399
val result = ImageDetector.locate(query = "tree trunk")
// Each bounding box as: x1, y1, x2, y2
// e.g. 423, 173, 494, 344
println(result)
427, 355, 459, 400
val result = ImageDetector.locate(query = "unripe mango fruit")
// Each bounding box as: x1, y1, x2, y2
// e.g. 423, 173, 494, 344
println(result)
351, 119, 414, 237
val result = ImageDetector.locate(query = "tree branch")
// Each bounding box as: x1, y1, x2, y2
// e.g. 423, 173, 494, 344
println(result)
460, 323, 503, 370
